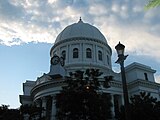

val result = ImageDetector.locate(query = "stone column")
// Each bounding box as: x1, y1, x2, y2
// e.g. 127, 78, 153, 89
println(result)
35, 99, 41, 119
111, 94, 115, 118
118, 95, 123, 107
121, 94, 124, 105
94, 45, 97, 62
51, 96, 56, 120
81, 43, 83, 61
41, 97, 47, 117
66, 45, 69, 64
68, 45, 71, 64
23, 114, 29, 120
35, 99, 41, 108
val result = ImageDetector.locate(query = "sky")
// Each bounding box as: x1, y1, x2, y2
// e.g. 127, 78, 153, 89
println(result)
0, 0, 160, 108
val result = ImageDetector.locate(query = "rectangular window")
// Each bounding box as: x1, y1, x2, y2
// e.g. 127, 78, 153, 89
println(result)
98, 51, 102, 61
73, 48, 78, 58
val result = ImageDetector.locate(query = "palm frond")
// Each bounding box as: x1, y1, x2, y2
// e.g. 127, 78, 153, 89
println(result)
145, 0, 160, 10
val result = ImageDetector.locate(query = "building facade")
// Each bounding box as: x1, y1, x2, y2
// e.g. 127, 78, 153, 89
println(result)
19, 19, 160, 120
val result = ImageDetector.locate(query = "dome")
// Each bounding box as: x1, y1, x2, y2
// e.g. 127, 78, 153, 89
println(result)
55, 19, 107, 44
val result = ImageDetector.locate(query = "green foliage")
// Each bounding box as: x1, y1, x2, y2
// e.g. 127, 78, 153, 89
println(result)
55, 69, 112, 120
118, 92, 160, 120
0, 104, 20, 120
20, 104, 42, 114
130, 92, 157, 105
145, 0, 160, 9
20, 104, 44, 120
130, 92, 160, 120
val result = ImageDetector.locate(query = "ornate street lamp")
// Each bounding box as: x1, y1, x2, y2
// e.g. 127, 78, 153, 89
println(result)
115, 42, 130, 120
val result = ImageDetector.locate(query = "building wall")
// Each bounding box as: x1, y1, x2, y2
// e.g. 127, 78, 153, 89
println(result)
50, 38, 112, 75
125, 62, 156, 82
23, 81, 35, 96
19, 21, 160, 120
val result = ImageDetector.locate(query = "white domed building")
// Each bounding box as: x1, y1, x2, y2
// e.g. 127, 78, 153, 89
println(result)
50, 18, 112, 74
20, 19, 160, 120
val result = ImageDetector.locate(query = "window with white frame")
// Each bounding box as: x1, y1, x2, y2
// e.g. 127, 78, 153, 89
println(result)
98, 50, 102, 61
73, 48, 78, 58
86, 48, 92, 58
107, 55, 109, 65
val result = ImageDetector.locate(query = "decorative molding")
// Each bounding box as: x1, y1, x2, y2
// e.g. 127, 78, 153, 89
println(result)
64, 62, 111, 70
19, 95, 32, 103
31, 80, 66, 98
31, 78, 160, 102
125, 62, 156, 73
128, 79, 160, 89
109, 80, 122, 88
50, 37, 112, 56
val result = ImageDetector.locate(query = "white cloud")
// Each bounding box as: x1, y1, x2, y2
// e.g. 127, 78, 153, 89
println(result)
0, 0, 160, 65
112, 3, 120, 13
48, 0, 57, 4
89, 3, 108, 16
133, 5, 143, 13
100, 22, 160, 63
155, 74, 160, 83
0, 19, 58, 45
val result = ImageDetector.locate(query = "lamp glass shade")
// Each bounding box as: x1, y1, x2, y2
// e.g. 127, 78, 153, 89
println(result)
115, 42, 125, 55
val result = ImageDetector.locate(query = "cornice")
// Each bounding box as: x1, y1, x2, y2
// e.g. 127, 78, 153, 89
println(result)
31, 78, 160, 100
125, 62, 156, 73
109, 80, 122, 88
64, 63, 111, 70
50, 37, 112, 56
31, 80, 66, 97
128, 79, 160, 89
19, 95, 32, 103
31, 79, 123, 97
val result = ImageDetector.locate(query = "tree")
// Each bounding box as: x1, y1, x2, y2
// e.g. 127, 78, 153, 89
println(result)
0, 104, 20, 120
20, 104, 44, 120
145, 0, 160, 9
118, 92, 160, 120
55, 69, 112, 120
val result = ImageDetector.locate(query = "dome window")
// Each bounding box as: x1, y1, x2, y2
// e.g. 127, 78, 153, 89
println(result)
86, 48, 92, 58
144, 73, 148, 81
73, 48, 79, 58
98, 51, 102, 61
61, 50, 66, 60
107, 55, 109, 65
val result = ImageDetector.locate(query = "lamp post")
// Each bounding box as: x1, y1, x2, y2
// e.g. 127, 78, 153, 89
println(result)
115, 42, 130, 120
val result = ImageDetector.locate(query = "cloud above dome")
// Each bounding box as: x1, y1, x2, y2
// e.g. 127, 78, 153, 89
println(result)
0, 0, 160, 62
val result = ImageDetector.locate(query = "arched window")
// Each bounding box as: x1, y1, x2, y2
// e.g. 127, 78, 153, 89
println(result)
98, 51, 102, 61
144, 73, 148, 80
86, 48, 92, 58
61, 50, 66, 60
73, 48, 78, 58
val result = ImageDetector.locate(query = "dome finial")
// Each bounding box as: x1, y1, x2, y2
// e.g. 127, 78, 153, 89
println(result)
80, 17, 82, 21
78, 17, 83, 23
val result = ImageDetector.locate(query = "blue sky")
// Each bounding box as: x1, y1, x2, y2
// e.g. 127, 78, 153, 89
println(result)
0, 0, 160, 108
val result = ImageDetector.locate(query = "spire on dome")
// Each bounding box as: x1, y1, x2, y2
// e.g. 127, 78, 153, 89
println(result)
78, 17, 83, 23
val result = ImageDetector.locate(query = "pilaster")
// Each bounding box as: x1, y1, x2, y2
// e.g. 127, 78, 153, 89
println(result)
41, 97, 47, 117
111, 94, 115, 118
51, 95, 56, 120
